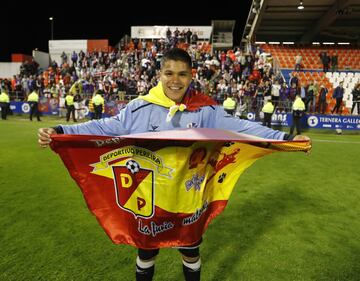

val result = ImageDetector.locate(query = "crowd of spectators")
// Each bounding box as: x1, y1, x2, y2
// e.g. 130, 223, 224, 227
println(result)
1, 37, 358, 117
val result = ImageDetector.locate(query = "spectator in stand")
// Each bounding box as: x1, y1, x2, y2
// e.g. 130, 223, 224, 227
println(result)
71, 51, 78, 66
261, 98, 274, 128
306, 81, 318, 113
300, 83, 307, 105
216, 79, 229, 104
273, 70, 284, 85
312, 82, 319, 112
257, 55, 265, 77
242, 80, 251, 113
61, 52, 68, 64
0, 90, 10, 120
1, 79, 10, 93
79, 50, 85, 61
185, 29, 192, 44
73, 87, 84, 120
141, 40, 147, 51
51, 60, 58, 72
36, 76, 44, 96
289, 73, 299, 88
317, 85, 328, 114
21, 76, 30, 96
288, 83, 298, 107
320, 51, 330, 73
173, 28, 180, 38
255, 80, 265, 114
290, 94, 305, 135
331, 52, 338, 72
166, 28, 172, 40
191, 32, 198, 45
350, 83, 360, 115
263, 80, 272, 103
279, 82, 290, 112
250, 66, 261, 83
27, 89, 41, 122
331, 81, 344, 114
271, 79, 281, 110
232, 62, 242, 82
294, 53, 302, 71
255, 46, 262, 59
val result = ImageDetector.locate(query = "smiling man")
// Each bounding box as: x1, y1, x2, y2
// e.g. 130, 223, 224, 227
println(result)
38, 48, 309, 281
159, 53, 192, 102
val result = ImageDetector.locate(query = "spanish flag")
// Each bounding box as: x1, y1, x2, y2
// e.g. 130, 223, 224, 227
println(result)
50, 128, 311, 249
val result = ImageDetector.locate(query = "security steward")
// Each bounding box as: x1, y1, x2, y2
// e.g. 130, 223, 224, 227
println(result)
0, 90, 10, 120
65, 92, 77, 122
290, 94, 305, 135
222, 94, 237, 116
92, 90, 105, 119
27, 89, 41, 121
261, 99, 274, 128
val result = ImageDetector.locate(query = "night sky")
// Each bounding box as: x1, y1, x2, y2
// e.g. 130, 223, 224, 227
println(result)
2, 1, 252, 61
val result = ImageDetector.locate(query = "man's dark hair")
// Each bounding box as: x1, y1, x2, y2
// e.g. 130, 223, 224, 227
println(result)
161, 48, 192, 69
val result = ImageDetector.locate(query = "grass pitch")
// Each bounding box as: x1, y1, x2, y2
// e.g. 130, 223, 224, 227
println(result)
0, 116, 359, 281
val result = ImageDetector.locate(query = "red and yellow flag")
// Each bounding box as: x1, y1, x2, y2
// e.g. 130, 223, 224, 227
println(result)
50, 128, 310, 249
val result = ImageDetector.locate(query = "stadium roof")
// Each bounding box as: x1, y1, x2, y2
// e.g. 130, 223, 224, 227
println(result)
242, 0, 360, 45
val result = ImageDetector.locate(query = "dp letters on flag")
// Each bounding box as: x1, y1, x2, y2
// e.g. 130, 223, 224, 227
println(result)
50, 128, 310, 249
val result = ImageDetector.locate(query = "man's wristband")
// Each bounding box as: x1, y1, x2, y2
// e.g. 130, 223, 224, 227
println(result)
52, 126, 64, 134
283, 133, 295, 140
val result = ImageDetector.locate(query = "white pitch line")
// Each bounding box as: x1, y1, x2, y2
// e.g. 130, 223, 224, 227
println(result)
312, 139, 360, 144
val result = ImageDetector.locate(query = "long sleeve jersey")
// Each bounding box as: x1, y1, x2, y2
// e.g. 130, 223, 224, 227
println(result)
59, 99, 288, 140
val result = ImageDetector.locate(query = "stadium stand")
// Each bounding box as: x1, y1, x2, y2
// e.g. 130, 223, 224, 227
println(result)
0, 0, 359, 120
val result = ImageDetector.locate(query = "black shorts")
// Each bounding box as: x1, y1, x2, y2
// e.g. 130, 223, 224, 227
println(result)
138, 238, 202, 260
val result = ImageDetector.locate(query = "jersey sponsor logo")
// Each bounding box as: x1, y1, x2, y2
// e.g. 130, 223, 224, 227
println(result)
187, 122, 198, 128
149, 124, 159, 132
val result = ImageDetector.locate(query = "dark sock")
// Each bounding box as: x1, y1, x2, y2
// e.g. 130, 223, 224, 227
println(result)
136, 264, 154, 281
136, 265, 155, 281
182, 261, 201, 281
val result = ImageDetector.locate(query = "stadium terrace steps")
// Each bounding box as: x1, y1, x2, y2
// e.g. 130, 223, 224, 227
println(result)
262, 44, 360, 71
282, 71, 359, 115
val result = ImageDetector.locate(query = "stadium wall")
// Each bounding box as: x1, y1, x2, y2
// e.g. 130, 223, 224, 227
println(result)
48, 40, 87, 66
131, 26, 212, 39
32, 50, 50, 71
87, 40, 109, 52
0, 62, 22, 78
11, 54, 33, 63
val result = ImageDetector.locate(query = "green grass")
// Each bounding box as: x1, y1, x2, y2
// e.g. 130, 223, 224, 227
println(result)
1, 116, 360, 281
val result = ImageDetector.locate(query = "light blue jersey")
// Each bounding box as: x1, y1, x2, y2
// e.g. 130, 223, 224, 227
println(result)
60, 99, 286, 140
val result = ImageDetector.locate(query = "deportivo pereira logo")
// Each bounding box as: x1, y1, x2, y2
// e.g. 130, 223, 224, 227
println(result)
112, 161, 155, 218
